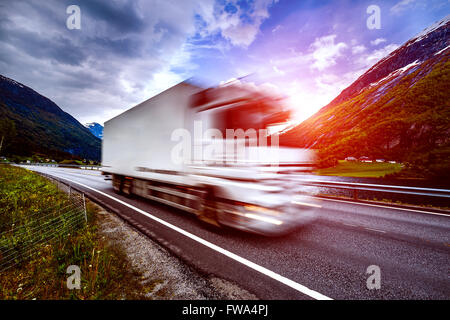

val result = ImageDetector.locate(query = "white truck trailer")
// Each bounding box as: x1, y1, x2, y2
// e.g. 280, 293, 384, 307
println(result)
102, 81, 320, 236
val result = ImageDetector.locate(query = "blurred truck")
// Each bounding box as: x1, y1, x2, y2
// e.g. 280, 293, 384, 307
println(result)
102, 80, 320, 236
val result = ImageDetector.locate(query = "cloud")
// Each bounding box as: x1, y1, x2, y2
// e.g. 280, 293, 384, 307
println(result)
272, 65, 285, 75
0, 0, 224, 124
390, 0, 416, 14
370, 38, 387, 46
272, 24, 282, 33
0, 0, 280, 125
352, 45, 366, 55
221, 23, 261, 47
197, 0, 279, 47
310, 34, 347, 71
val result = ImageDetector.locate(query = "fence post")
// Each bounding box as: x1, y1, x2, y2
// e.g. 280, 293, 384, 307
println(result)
82, 193, 87, 223
68, 185, 71, 198
353, 189, 358, 200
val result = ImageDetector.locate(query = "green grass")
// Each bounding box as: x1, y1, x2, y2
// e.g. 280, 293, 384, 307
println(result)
316, 160, 403, 178
0, 165, 70, 231
0, 165, 153, 299
59, 159, 83, 165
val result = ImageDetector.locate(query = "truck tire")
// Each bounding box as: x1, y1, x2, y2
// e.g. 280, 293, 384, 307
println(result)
112, 175, 123, 194
112, 175, 133, 196
122, 177, 133, 196
198, 187, 220, 227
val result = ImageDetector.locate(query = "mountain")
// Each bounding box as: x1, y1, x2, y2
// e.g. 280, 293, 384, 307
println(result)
0, 74, 101, 161
84, 122, 103, 139
280, 15, 450, 179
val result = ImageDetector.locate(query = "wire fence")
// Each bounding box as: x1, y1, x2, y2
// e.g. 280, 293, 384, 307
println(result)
0, 176, 87, 272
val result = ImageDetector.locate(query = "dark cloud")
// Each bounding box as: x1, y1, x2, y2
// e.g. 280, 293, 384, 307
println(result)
86, 36, 144, 58
0, 0, 279, 124
0, 0, 205, 124
1, 28, 88, 66
80, 0, 146, 34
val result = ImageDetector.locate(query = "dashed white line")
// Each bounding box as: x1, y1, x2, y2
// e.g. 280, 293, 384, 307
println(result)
49, 177, 333, 300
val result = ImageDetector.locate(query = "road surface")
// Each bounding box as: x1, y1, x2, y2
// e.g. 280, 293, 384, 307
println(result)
25, 166, 450, 300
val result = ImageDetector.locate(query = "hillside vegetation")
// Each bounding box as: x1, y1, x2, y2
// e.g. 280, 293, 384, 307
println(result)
280, 18, 450, 181
0, 165, 150, 299
0, 75, 101, 161
316, 160, 403, 178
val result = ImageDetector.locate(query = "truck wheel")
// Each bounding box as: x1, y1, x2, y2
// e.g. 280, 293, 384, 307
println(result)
112, 175, 123, 194
122, 178, 133, 196
112, 175, 133, 196
198, 188, 220, 227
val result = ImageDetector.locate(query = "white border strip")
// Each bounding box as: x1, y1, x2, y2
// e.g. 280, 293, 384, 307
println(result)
61, 179, 332, 300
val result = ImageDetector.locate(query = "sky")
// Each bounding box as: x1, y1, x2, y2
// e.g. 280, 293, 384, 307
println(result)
0, 0, 449, 125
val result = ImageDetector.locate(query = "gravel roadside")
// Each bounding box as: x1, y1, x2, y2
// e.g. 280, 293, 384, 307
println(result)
93, 200, 258, 300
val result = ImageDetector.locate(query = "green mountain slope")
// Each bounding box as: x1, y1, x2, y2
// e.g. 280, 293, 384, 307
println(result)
0, 74, 101, 161
280, 16, 450, 179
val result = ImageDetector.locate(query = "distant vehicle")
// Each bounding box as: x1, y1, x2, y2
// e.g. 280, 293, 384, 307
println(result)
345, 157, 357, 161
102, 81, 320, 236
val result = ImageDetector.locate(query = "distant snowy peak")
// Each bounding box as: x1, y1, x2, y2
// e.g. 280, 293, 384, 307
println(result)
84, 122, 103, 139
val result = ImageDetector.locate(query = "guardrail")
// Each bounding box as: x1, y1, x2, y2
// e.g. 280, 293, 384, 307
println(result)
297, 179, 450, 200
292, 178, 450, 209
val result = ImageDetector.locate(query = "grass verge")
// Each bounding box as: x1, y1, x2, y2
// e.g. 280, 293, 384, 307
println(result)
0, 164, 153, 299
316, 160, 403, 178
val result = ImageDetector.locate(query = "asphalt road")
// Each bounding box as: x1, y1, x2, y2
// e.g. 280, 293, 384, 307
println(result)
25, 166, 450, 300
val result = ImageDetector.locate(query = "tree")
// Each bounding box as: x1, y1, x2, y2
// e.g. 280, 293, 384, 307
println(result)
0, 118, 17, 155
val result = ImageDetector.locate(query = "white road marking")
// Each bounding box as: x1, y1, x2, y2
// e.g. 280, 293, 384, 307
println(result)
318, 197, 450, 217
51, 177, 333, 300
